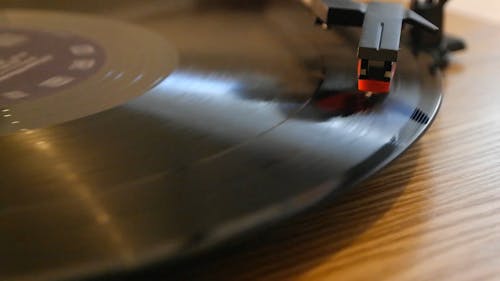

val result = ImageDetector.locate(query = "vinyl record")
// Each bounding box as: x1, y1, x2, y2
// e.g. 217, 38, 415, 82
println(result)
0, 2, 441, 281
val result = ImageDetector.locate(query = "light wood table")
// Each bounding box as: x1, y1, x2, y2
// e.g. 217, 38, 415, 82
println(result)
167, 3, 500, 281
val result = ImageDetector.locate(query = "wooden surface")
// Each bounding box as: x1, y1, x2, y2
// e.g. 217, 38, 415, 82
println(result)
166, 4, 500, 281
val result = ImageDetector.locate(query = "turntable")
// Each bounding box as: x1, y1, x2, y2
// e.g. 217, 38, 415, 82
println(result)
0, 1, 464, 280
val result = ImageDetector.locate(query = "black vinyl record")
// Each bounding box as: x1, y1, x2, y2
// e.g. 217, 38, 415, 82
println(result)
0, 1, 441, 281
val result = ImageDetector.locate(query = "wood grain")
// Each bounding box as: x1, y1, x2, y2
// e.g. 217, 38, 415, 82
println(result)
161, 4, 500, 281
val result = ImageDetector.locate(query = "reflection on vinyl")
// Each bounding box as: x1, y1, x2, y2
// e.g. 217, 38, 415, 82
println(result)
0, 1, 441, 281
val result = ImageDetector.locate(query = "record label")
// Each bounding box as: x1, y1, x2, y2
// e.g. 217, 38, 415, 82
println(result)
0, 28, 105, 105
0, 10, 178, 136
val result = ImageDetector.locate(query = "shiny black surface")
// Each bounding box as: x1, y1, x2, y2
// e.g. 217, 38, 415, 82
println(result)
0, 1, 441, 281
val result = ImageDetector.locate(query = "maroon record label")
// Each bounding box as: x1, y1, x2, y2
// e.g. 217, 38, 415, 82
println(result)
0, 28, 105, 105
